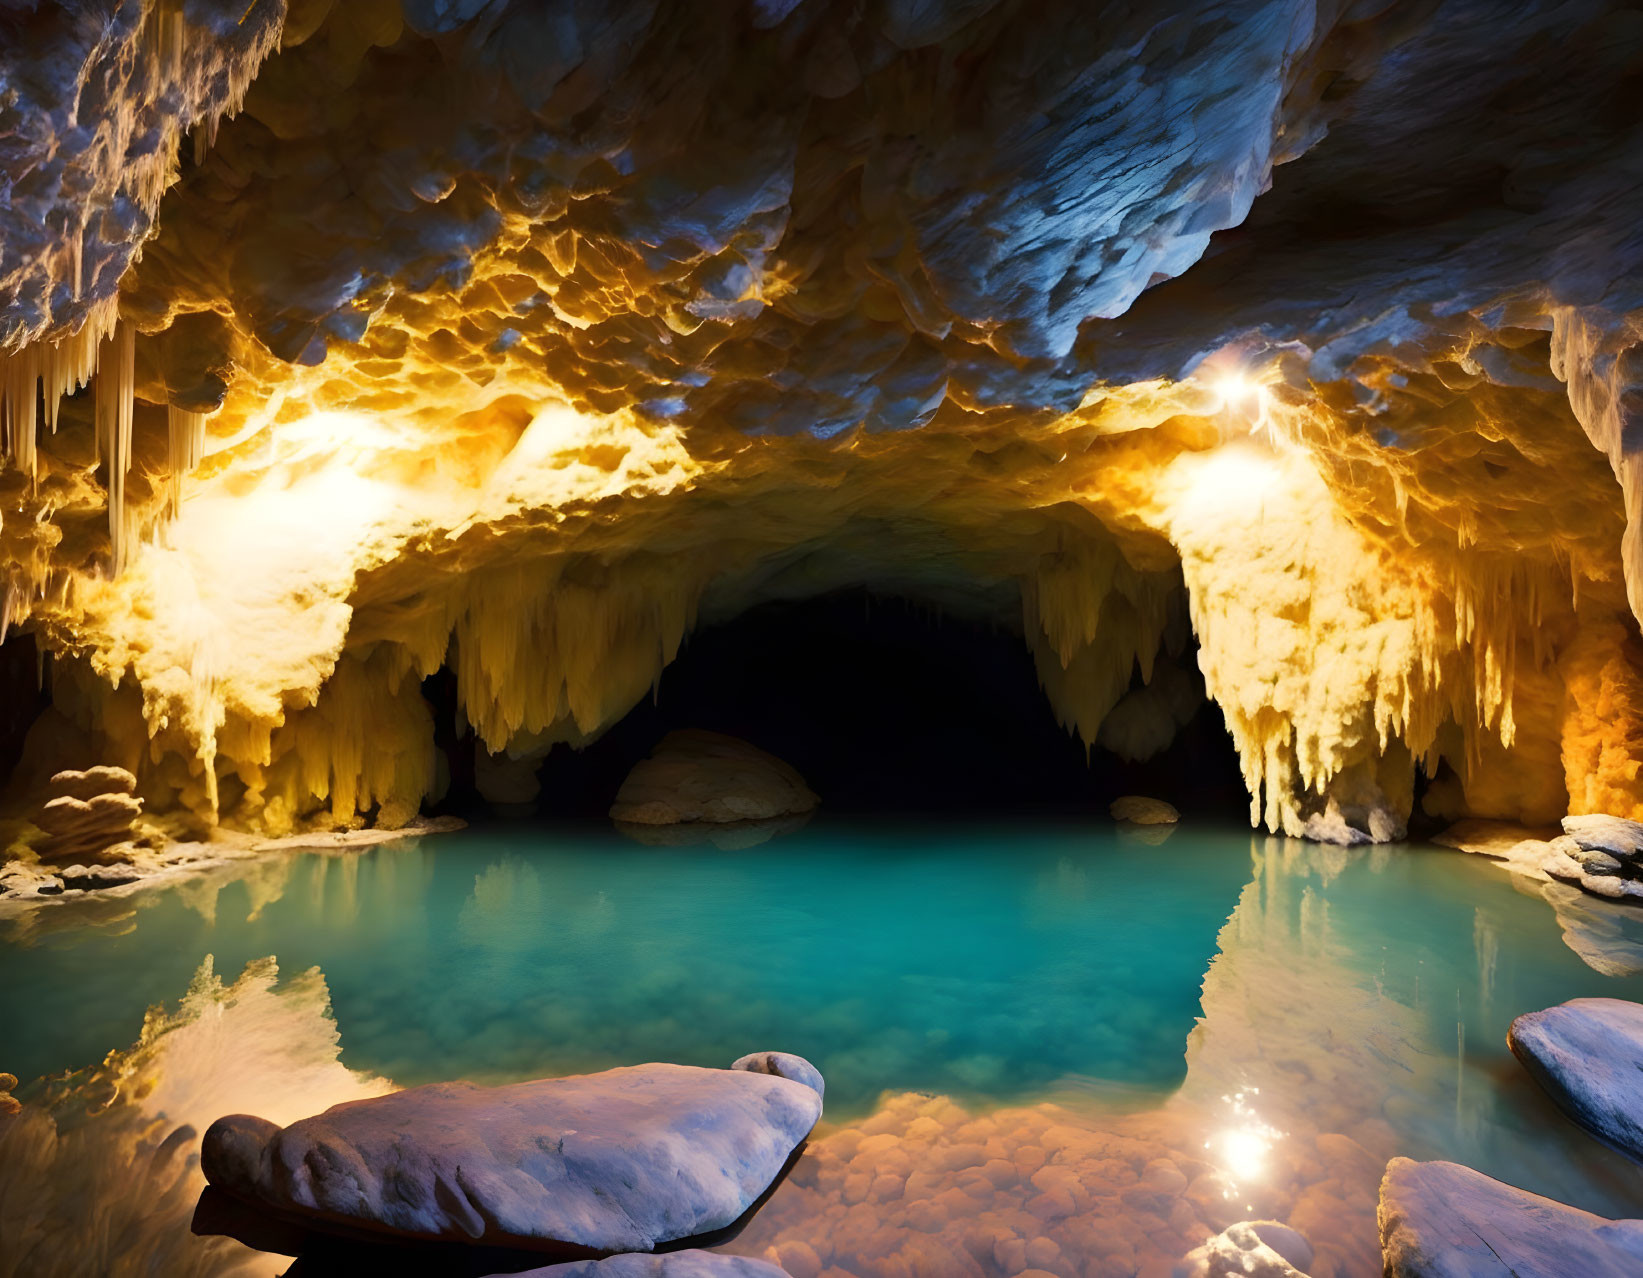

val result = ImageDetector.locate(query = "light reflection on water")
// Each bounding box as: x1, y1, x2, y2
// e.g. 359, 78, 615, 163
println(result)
5, 821, 1643, 1277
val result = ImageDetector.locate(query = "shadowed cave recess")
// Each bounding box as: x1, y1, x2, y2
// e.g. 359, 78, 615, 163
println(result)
434, 588, 1252, 819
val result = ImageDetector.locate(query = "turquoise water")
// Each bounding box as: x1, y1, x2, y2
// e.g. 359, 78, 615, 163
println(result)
8, 817, 1643, 1230
3, 820, 1253, 1111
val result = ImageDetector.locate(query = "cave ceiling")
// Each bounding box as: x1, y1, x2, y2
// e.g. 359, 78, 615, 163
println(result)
2, 0, 1643, 842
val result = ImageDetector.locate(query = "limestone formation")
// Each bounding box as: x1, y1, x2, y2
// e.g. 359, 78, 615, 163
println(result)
32, 768, 142, 863
611, 732, 818, 826
0, 3, 1642, 844
1563, 815, 1643, 861
1509, 999, 1643, 1163
1110, 796, 1181, 826
1176, 1220, 1313, 1277
200, 1056, 824, 1253
1378, 1158, 1643, 1277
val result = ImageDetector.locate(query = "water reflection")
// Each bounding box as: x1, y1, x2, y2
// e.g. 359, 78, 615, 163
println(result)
6, 825, 1643, 1278
0, 956, 388, 1278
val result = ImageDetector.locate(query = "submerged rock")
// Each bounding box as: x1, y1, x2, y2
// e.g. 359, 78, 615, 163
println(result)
1110, 795, 1180, 825
1176, 1219, 1313, 1276
201, 1057, 824, 1254
1378, 1158, 1643, 1277
1509, 998, 1643, 1163
610, 732, 818, 826
510, 1251, 791, 1277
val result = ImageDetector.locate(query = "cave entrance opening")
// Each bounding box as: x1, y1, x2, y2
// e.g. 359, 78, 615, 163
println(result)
425, 587, 1248, 821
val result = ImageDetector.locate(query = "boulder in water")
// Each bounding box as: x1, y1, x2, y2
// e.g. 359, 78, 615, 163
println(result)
201, 1057, 824, 1255
610, 732, 818, 826
1110, 795, 1179, 825
1176, 1219, 1313, 1276
1509, 997, 1643, 1163
1563, 815, 1643, 861
1378, 1158, 1643, 1276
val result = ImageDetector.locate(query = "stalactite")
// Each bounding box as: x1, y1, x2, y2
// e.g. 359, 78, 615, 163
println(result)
1551, 306, 1643, 625
0, 306, 109, 481
2, 345, 39, 482
96, 323, 137, 574
1021, 537, 1177, 751
166, 405, 207, 516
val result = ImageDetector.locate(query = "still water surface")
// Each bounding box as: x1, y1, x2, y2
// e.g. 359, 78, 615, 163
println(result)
5, 819, 1643, 1276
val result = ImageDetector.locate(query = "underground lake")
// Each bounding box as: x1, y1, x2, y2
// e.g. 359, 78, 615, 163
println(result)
8, 820, 1643, 1276
12, 2, 1643, 1275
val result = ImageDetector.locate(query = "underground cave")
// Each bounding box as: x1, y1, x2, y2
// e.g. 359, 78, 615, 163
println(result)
7, 2, 1643, 1276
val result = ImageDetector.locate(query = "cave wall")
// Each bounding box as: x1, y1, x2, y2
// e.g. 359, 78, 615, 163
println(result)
2, 0, 1643, 843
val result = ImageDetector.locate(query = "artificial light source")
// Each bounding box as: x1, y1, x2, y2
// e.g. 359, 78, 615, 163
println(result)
1211, 371, 1261, 414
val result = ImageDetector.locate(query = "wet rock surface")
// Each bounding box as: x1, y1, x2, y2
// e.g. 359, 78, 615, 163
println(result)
1439, 818, 1643, 906
201, 1058, 824, 1254
610, 732, 819, 826
1177, 1219, 1313, 1277
1509, 998, 1643, 1164
1378, 1158, 1643, 1278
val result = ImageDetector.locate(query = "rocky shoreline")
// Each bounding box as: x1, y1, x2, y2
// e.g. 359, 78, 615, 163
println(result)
0, 814, 466, 910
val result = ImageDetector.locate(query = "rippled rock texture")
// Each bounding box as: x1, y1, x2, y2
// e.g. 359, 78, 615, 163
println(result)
3, 2, 1643, 842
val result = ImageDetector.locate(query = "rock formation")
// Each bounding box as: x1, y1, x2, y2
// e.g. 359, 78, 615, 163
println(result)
1176, 1220, 1313, 1278
32, 767, 141, 862
1110, 796, 1180, 825
0, 2, 1641, 842
1378, 1158, 1643, 1278
200, 1055, 824, 1254
611, 732, 818, 826
1509, 998, 1643, 1164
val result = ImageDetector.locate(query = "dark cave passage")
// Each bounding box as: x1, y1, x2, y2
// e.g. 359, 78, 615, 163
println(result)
427, 588, 1250, 820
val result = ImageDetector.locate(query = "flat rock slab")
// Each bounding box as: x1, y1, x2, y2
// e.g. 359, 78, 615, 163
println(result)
1509, 998, 1643, 1162
1379, 1158, 1643, 1277
201, 1059, 823, 1254
510, 1251, 789, 1277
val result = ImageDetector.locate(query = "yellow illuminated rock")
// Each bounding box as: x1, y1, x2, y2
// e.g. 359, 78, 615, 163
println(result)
1, 1, 1642, 847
